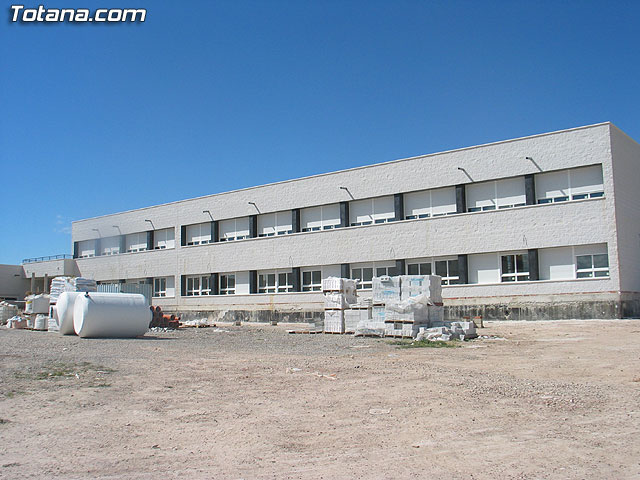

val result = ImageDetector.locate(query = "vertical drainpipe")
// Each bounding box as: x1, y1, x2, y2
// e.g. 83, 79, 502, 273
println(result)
457, 254, 469, 284
455, 184, 467, 214
292, 208, 301, 233
394, 193, 404, 222
339, 201, 350, 228
528, 249, 540, 281
525, 174, 536, 205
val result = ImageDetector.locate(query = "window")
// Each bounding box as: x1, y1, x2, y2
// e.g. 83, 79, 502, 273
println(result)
258, 211, 293, 237
154, 228, 175, 249
349, 196, 395, 226
186, 275, 210, 296
258, 270, 293, 293
78, 240, 96, 258
220, 274, 236, 295
302, 270, 321, 291
467, 177, 526, 212
536, 165, 604, 204
405, 187, 457, 219
301, 204, 341, 232
153, 278, 167, 297
219, 217, 250, 242
100, 236, 121, 256
576, 254, 609, 278
351, 262, 394, 290
125, 232, 148, 253
185, 223, 212, 246
435, 259, 461, 285
501, 254, 530, 282
407, 262, 432, 275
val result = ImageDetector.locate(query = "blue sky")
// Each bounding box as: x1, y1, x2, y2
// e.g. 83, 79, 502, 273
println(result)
1, 0, 638, 264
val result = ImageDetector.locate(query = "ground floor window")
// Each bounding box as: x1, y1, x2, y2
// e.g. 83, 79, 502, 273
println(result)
435, 259, 460, 285
153, 278, 166, 297
258, 270, 293, 293
220, 274, 236, 295
576, 253, 609, 278
302, 270, 321, 291
186, 275, 210, 296
501, 253, 529, 282
351, 264, 393, 290
407, 262, 432, 275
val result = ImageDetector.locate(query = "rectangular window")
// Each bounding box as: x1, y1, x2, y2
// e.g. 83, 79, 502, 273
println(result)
185, 222, 212, 246
351, 262, 394, 290
407, 262, 432, 275
125, 232, 147, 253
100, 236, 120, 256
257, 270, 293, 293
435, 259, 460, 285
536, 165, 604, 204
78, 239, 96, 258
302, 270, 322, 291
467, 177, 526, 212
219, 274, 236, 295
219, 217, 250, 242
576, 253, 609, 278
301, 204, 341, 232
258, 211, 293, 237
153, 277, 166, 297
349, 196, 394, 226
501, 253, 530, 282
154, 228, 175, 249
186, 275, 211, 296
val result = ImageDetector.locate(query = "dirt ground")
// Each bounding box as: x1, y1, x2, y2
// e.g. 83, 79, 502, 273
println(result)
1, 319, 639, 479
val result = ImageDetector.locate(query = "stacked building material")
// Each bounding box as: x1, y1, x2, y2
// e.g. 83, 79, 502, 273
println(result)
400, 275, 443, 304
25, 294, 50, 315
149, 305, 181, 329
322, 277, 357, 333
344, 301, 372, 333
416, 321, 477, 341
0, 301, 19, 325
49, 277, 97, 304
372, 276, 401, 304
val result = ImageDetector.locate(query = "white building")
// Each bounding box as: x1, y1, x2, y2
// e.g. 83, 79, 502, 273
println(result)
15, 122, 640, 321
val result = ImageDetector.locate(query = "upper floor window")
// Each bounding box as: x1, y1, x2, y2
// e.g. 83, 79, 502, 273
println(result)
77, 239, 96, 258
467, 177, 526, 212
219, 217, 250, 242
536, 165, 604, 204
404, 187, 457, 220
350, 196, 395, 226
301, 204, 341, 232
185, 222, 211, 246
258, 211, 292, 237
154, 228, 175, 250
125, 232, 147, 253
100, 236, 120, 256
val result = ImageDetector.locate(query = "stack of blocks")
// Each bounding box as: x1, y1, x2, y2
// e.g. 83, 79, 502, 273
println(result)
323, 277, 357, 333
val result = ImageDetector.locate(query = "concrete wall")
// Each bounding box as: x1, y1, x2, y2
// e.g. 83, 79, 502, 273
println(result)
22, 259, 78, 278
0, 265, 29, 300
72, 123, 613, 240
610, 125, 640, 294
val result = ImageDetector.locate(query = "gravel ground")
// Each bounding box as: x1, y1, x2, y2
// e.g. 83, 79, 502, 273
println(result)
1, 320, 639, 479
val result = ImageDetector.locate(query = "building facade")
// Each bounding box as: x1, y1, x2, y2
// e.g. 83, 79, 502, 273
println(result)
61, 122, 640, 321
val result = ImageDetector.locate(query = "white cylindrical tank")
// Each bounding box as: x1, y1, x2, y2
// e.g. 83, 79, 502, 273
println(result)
57, 292, 83, 335
73, 292, 151, 338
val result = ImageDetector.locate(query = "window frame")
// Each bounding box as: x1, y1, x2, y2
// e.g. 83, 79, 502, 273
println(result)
153, 277, 167, 297
500, 253, 530, 282
219, 273, 236, 295
575, 253, 610, 279
301, 269, 322, 292
185, 274, 211, 296
536, 166, 605, 205
257, 269, 293, 294
350, 262, 395, 290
